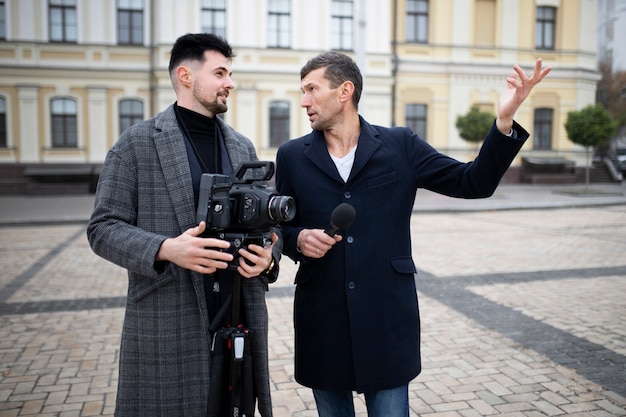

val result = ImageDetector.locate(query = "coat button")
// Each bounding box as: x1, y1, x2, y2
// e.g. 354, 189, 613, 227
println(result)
346, 236, 354, 244
344, 191, 351, 199
348, 281, 356, 290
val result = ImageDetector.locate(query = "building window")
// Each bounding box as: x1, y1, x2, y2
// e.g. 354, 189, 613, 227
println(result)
533, 108, 553, 150
119, 99, 144, 135
0, 1, 6, 40
268, 0, 290, 48
49, 0, 77, 43
118, 0, 143, 45
269, 101, 290, 148
331, 0, 353, 51
406, 0, 428, 44
535, 6, 555, 50
405, 104, 427, 140
51, 98, 78, 148
0, 97, 6, 148
201, 0, 226, 38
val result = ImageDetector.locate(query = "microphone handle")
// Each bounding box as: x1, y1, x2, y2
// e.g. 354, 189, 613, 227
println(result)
324, 223, 339, 236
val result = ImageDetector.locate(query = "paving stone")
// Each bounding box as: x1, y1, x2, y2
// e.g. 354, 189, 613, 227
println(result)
1, 202, 625, 416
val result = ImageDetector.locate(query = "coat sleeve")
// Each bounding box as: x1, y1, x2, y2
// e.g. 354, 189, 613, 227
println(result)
275, 145, 306, 263
87, 143, 170, 281
410, 120, 528, 198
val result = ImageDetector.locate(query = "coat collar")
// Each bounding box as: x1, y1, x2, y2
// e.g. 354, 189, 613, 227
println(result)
304, 115, 381, 183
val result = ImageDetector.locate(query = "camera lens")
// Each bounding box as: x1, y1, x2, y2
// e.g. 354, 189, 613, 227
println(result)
268, 195, 296, 222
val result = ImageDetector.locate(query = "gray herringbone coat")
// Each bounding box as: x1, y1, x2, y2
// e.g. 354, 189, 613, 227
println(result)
87, 104, 280, 417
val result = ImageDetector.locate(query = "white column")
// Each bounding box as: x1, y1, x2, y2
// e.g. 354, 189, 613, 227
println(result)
87, 86, 108, 162
17, 85, 40, 162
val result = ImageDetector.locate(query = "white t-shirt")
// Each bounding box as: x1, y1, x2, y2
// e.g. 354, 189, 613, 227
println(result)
330, 145, 357, 182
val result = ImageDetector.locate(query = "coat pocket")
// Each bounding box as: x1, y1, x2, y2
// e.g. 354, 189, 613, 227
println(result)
366, 171, 398, 189
390, 256, 417, 274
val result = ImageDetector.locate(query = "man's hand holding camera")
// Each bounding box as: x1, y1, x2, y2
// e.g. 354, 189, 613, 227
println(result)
156, 221, 233, 274
236, 231, 279, 278
156, 222, 278, 278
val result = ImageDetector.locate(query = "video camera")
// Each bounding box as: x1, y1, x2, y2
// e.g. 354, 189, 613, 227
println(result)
196, 161, 295, 269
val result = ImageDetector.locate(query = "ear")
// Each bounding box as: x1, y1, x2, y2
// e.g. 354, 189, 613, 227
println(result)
176, 66, 192, 87
338, 81, 355, 105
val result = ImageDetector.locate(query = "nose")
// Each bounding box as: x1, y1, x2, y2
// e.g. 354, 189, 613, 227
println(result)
300, 94, 310, 108
225, 75, 235, 90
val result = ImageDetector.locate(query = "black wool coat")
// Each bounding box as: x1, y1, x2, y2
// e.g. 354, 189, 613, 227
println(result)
275, 117, 527, 392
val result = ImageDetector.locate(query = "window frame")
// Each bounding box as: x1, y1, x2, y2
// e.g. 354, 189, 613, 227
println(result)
118, 98, 144, 135
117, 0, 144, 46
533, 108, 553, 150
269, 100, 290, 148
50, 97, 78, 148
201, 0, 226, 38
405, 103, 427, 141
535, 6, 556, 50
0, 96, 7, 148
406, 0, 429, 44
49, 0, 77, 43
331, 0, 354, 51
0, 0, 6, 40
267, 0, 291, 49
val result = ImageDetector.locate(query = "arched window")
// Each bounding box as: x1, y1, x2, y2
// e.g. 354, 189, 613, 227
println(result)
119, 99, 144, 134
269, 101, 290, 148
51, 98, 77, 148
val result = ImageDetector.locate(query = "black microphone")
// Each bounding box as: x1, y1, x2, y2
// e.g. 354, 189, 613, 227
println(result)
324, 203, 356, 236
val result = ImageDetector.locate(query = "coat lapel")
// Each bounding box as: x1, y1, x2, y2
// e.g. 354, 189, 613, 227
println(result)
304, 130, 345, 183
153, 106, 197, 232
304, 116, 382, 183
153, 105, 210, 327
348, 117, 381, 182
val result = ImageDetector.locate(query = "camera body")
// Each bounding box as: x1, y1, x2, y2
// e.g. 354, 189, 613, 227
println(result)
196, 161, 295, 269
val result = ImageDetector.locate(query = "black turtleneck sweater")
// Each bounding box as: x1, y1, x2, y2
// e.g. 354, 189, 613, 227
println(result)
174, 103, 221, 176
174, 103, 237, 329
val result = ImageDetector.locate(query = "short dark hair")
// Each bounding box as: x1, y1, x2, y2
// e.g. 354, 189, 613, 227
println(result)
168, 33, 235, 74
300, 51, 363, 108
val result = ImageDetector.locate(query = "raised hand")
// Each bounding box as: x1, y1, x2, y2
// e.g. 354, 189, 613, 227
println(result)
496, 58, 552, 134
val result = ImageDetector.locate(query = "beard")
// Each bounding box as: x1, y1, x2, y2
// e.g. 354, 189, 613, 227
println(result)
201, 97, 228, 116
193, 84, 228, 116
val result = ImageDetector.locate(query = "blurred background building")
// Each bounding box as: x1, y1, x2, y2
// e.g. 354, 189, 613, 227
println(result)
0, 0, 618, 194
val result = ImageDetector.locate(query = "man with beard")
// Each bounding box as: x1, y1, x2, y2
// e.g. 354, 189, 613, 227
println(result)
88, 33, 281, 417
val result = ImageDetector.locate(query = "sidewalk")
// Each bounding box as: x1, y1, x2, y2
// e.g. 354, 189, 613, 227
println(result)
1, 183, 625, 416
1, 182, 625, 225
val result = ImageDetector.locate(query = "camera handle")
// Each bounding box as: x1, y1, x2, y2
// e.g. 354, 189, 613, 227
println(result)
234, 161, 274, 181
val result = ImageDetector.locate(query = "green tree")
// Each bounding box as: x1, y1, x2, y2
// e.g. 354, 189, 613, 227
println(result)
564, 104, 617, 187
455, 105, 495, 149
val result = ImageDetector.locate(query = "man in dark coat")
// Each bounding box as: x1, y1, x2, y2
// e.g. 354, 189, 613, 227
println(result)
87, 34, 281, 417
275, 51, 551, 416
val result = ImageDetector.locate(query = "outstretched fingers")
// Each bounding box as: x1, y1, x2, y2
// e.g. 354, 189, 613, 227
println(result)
515, 58, 552, 89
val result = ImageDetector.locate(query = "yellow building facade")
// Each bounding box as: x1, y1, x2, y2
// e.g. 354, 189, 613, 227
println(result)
0, 0, 599, 193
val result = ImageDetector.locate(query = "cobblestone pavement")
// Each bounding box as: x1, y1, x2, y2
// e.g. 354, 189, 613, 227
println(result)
1, 204, 625, 416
